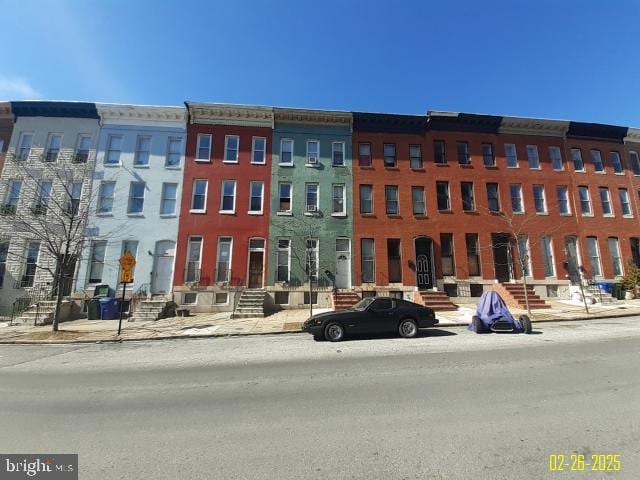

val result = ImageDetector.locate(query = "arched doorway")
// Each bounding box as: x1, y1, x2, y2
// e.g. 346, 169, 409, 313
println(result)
152, 240, 175, 295
414, 237, 434, 290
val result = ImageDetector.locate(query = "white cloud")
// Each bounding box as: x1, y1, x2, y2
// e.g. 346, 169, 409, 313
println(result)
0, 75, 42, 100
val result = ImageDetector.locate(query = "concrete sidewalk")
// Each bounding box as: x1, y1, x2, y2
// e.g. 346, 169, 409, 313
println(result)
1, 299, 639, 344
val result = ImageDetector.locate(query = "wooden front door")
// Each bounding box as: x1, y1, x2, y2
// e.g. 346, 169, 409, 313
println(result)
248, 251, 264, 288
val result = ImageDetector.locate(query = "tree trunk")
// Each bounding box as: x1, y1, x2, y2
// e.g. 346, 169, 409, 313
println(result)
52, 269, 64, 332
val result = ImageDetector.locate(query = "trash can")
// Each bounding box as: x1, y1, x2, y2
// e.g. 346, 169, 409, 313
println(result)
86, 299, 101, 320
99, 298, 122, 320
596, 282, 613, 294
613, 283, 624, 300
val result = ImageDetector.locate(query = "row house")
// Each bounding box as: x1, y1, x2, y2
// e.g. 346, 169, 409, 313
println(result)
75, 104, 187, 296
266, 108, 353, 308
0, 101, 99, 307
0, 103, 14, 180
173, 103, 273, 311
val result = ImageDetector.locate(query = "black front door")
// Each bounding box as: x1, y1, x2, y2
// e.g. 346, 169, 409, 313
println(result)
415, 237, 434, 290
491, 234, 512, 283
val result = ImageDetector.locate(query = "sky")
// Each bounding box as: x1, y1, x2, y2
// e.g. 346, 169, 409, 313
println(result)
1, 0, 639, 126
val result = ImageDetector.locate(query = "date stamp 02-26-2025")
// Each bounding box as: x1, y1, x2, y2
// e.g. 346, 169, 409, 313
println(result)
549, 453, 621, 473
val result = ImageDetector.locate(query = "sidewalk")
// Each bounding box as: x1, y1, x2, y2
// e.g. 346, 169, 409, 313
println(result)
1, 300, 639, 344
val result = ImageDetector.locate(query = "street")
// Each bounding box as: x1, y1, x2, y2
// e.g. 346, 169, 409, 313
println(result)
1, 318, 639, 479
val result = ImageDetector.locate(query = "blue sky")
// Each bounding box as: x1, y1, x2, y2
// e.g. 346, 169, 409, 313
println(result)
2, 0, 639, 126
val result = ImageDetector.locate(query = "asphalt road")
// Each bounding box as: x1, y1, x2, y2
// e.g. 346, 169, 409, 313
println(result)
1, 317, 639, 479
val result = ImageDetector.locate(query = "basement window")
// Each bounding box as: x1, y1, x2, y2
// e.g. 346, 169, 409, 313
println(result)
183, 293, 197, 305
303, 292, 318, 305
215, 292, 229, 305
274, 292, 289, 305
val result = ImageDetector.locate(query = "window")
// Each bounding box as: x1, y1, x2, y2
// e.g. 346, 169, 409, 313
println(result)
631, 238, 640, 267
120, 240, 138, 280
571, 148, 584, 171
274, 292, 289, 305
280, 139, 293, 165
191, 179, 208, 212
45, 134, 62, 162
410, 145, 422, 169
134, 135, 151, 166
482, 143, 495, 166
305, 183, 319, 213
608, 237, 622, 276
434, 140, 446, 164
533, 185, 547, 214
610, 151, 623, 174
510, 184, 523, 213
88, 241, 106, 284
549, 146, 563, 171
249, 181, 264, 214
20, 241, 40, 287
619, 189, 632, 217
215, 292, 229, 304
304, 292, 319, 305
224, 135, 239, 163
383, 143, 396, 167
526, 145, 540, 169
332, 184, 345, 215
556, 186, 570, 215
70, 182, 82, 215
220, 180, 236, 213
360, 185, 373, 214
517, 235, 531, 276
359, 143, 372, 167
540, 236, 555, 277
630, 151, 640, 175
387, 239, 402, 282
105, 135, 123, 165
457, 141, 469, 165
160, 183, 177, 215
185, 236, 202, 282
17, 133, 33, 160
276, 239, 291, 282
436, 181, 450, 210
332, 141, 345, 166
0, 241, 8, 289
504, 144, 518, 167
305, 239, 319, 281
465, 233, 481, 276
127, 182, 145, 214
97, 182, 115, 214
579, 186, 592, 215
586, 237, 601, 277
486, 183, 500, 212
252, 137, 266, 164
306, 140, 319, 165
385, 185, 399, 214
361, 239, 375, 282
75, 135, 91, 162
183, 293, 197, 305
5, 180, 22, 208
166, 137, 182, 167
599, 187, 613, 216
196, 134, 212, 161
461, 182, 475, 211
440, 233, 455, 276
591, 150, 604, 172
215, 237, 232, 282
412, 186, 425, 215
278, 182, 292, 213
36, 181, 52, 208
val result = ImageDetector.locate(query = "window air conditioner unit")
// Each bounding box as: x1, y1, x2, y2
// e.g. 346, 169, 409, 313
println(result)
307, 204, 317, 213
308, 156, 318, 165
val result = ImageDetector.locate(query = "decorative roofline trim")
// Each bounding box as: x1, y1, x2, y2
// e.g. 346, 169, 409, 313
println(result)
186, 102, 274, 127
274, 107, 352, 127
0, 102, 12, 120
96, 103, 186, 125
624, 127, 640, 144
499, 116, 569, 137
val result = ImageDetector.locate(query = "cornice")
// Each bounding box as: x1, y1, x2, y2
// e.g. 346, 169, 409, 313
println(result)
187, 102, 274, 127
96, 103, 186, 126
274, 107, 352, 127
0, 102, 12, 120
624, 127, 640, 145
499, 116, 569, 137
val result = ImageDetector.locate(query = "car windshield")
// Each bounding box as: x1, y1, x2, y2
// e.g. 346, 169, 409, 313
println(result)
352, 297, 375, 311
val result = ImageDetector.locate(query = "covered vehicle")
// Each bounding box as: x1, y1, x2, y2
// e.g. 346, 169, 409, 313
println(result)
302, 296, 438, 342
469, 291, 532, 334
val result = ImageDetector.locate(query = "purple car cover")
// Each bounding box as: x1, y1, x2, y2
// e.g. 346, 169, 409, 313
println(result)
469, 291, 524, 332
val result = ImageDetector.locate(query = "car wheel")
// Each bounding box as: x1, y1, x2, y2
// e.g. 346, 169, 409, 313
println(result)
472, 315, 483, 334
324, 322, 344, 342
520, 315, 532, 334
398, 318, 418, 338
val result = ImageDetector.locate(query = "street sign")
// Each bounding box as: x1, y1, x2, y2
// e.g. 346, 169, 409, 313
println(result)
119, 251, 136, 284
120, 269, 133, 284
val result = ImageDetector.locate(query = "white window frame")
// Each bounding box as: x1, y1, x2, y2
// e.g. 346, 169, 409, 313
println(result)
160, 182, 178, 216
196, 134, 212, 162
219, 180, 237, 214
97, 181, 115, 214
280, 138, 294, 166
412, 186, 426, 216
165, 136, 182, 168
579, 186, 592, 216
276, 238, 291, 282
105, 134, 123, 166
331, 183, 346, 216
608, 237, 623, 277
599, 187, 614, 217
133, 135, 151, 167
185, 236, 203, 283
251, 137, 266, 165
87, 240, 106, 284
540, 235, 556, 277
591, 149, 605, 173
571, 148, 585, 172
610, 151, 624, 175
619, 189, 632, 217
127, 181, 146, 215
305, 183, 319, 214
17, 132, 33, 160
6, 179, 22, 207
533, 184, 547, 214
75, 134, 92, 162
37, 180, 52, 207
360, 184, 373, 215
45, 133, 62, 162
385, 185, 399, 215
332, 141, 345, 167
215, 237, 233, 283
586, 237, 602, 277
190, 179, 208, 213
224, 135, 239, 163
278, 182, 292, 214
410, 144, 423, 169
361, 238, 375, 283
510, 184, 524, 214
556, 186, 571, 215
306, 140, 320, 166
526, 145, 540, 169
629, 151, 640, 176
248, 181, 264, 215
305, 238, 319, 281
549, 146, 563, 171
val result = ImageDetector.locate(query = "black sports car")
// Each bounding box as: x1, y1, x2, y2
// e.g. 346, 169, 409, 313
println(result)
302, 296, 438, 342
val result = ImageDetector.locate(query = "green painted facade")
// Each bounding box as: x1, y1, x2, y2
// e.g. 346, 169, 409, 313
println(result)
267, 114, 353, 293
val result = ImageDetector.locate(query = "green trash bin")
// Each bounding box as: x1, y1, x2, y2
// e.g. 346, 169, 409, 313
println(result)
86, 299, 101, 320
613, 283, 624, 300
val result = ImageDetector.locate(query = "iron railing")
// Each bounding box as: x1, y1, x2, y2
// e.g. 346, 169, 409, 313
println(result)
9, 283, 53, 326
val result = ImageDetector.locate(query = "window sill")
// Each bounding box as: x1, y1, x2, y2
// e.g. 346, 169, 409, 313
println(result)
127, 213, 145, 217
603, 214, 615, 218
506, 165, 519, 169
536, 212, 549, 216
104, 163, 121, 168
411, 168, 426, 172
359, 165, 374, 170
223, 160, 239, 164
582, 213, 594, 217
165, 165, 181, 170
438, 209, 453, 214
248, 211, 263, 215
133, 164, 150, 169
384, 166, 399, 171
513, 211, 525, 215
276, 211, 293, 216
623, 215, 634, 219
484, 165, 498, 169
614, 172, 625, 176
190, 209, 206, 214
250, 161, 266, 166
413, 214, 427, 218
95, 212, 114, 217
553, 169, 564, 172
463, 210, 478, 214
278, 163, 294, 167
219, 210, 235, 215
305, 163, 320, 168
594, 171, 606, 174
303, 212, 320, 217
194, 159, 211, 163
560, 213, 573, 217
529, 167, 542, 171
331, 213, 347, 217
159, 214, 176, 218
459, 163, 473, 168
332, 164, 346, 168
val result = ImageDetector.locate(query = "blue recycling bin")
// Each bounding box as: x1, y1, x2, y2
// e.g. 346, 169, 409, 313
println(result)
99, 297, 122, 320
595, 282, 613, 294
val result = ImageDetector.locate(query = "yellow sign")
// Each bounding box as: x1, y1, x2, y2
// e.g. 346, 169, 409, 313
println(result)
119, 251, 136, 284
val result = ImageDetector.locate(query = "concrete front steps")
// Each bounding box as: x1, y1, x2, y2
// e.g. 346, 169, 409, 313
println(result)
129, 298, 171, 322
231, 289, 266, 318
584, 284, 618, 305
14, 300, 56, 325
332, 291, 361, 310
414, 290, 458, 311
495, 283, 551, 309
